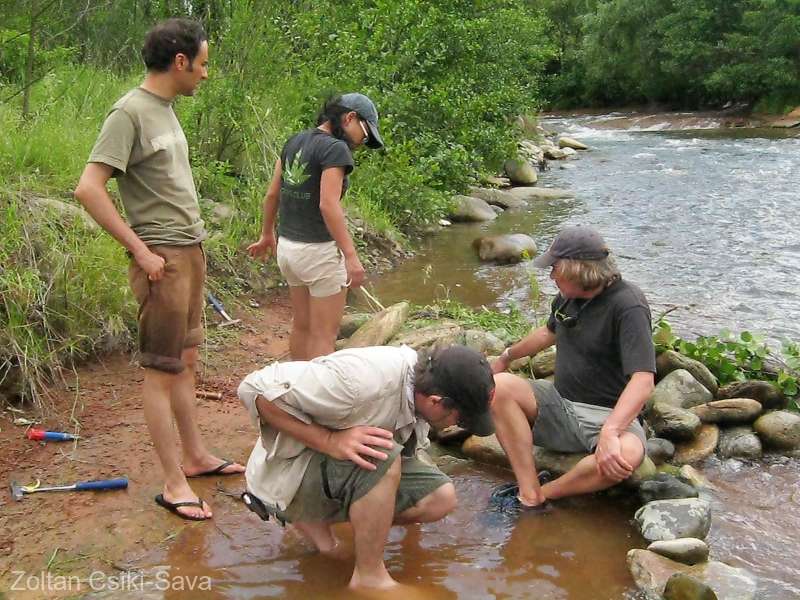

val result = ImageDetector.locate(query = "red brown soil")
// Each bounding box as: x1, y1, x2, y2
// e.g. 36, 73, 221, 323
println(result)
0, 292, 292, 594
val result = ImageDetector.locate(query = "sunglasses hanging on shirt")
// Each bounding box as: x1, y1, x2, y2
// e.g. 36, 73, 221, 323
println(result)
552, 296, 594, 329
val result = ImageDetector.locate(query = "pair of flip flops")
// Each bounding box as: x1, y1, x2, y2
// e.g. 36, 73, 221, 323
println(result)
155, 494, 210, 521
489, 470, 553, 514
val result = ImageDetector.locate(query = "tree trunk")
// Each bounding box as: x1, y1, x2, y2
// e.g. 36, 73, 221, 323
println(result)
22, 0, 38, 119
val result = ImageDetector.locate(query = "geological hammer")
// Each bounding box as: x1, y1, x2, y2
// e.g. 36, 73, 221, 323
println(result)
207, 292, 241, 327
10, 477, 128, 501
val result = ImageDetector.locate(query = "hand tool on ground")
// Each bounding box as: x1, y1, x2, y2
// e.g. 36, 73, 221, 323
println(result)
196, 390, 223, 400
10, 477, 128, 501
26, 428, 80, 442
207, 292, 241, 326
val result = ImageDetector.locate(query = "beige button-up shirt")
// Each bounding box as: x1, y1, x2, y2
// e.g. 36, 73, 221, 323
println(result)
237, 345, 429, 510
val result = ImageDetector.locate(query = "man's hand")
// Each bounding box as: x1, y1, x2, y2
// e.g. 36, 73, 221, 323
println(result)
517, 483, 547, 508
595, 430, 634, 482
326, 426, 394, 470
344, 255, 365, 288
490, 352, 510, 374
133, 248, 166, 281
247, 232, 277, 261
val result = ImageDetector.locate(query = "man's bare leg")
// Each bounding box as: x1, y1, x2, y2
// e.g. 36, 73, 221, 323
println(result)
143, 367, 210, 519
171, 347, 244, 478
490, 373, 545, 506
542, 432, 645, 499
292, 521, 339, 553
348, 456, 402, 590
394, 482, 456, 524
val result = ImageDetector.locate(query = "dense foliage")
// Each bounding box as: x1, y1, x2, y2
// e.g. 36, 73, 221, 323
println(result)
0, 0, 553, 405
541, 0, 800, 112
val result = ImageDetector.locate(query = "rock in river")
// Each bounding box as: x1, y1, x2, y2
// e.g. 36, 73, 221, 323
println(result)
635, 498, 711, 542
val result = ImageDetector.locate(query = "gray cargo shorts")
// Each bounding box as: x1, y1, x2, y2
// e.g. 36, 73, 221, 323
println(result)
529, 379, 646, 454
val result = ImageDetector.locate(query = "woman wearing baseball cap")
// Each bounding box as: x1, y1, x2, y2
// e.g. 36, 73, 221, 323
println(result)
248, 93, 383, 359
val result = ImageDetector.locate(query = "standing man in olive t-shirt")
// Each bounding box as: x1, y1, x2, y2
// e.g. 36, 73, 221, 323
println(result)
74, 18, 244, 521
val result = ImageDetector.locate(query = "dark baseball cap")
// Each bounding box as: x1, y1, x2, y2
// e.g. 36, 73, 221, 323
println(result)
429, 345, 495, 437
339, 92, 384, 149
533, 225, 609, 268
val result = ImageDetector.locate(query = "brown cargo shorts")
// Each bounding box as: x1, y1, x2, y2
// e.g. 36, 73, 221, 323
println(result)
128, 244, 206, 373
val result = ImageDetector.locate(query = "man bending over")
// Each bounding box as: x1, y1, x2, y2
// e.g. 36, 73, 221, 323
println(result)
491, 226, 655, 508
237, 344, 495, 590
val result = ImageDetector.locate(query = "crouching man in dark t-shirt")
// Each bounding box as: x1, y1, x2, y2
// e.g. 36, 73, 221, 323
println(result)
490, 226, 656, 508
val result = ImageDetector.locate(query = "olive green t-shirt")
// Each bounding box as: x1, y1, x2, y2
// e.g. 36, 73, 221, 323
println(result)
88, 87, 206, 246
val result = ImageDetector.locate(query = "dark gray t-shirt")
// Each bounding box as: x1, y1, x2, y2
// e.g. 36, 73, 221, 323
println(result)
277, 128, 354, 243
547, 279, 656, 409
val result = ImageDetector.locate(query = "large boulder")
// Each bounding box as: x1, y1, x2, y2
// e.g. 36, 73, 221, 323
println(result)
716, 380, 786, 410
344, 302, 409, 348
463, 329, 506, 356
648, 403, 703, 441
627, 549, 758, 600
544, 147, 570, 160
472, 234, 538, 264
467, 187, 527, 209
663, 573, 718, 600
649, 369, 714, 410
657, 351, 718, 395
673, 424, 720, 465
648, 538, 709, 566
449, 195, 497, 222
531, 347, 556, 378
635, 498, 712, 542
639, 473, 699, 504
338, 313, 371, 339
717, 426, 762, 459
26, 195, 99, 231
503, 158, 538, 185
558, 136, 588, 150
753, 410, 800, 450
391, 321, 463, 350
690, 399, 762, 425
507, 186, 575, 201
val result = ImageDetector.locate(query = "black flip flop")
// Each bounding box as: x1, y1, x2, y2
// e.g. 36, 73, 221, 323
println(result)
155, 494, 210, 521
185, 459, 242, 478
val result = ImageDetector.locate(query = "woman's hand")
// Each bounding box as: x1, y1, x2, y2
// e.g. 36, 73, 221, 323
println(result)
247, 232, 277, 261
345, 254, 366, 288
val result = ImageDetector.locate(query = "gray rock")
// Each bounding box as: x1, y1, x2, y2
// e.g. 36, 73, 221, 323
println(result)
753, 410, 800, 450
504, 158, 538, 185
717, 380, 786, 410
391, 321, 463, 351
690, 399, 762, 425
657, 350, 719, 395
472, 234, 537, 264
678, 465, 712, 490
627, 549, 757, 600
434, 425, 472, 446
648, 402, 703, 441
558, 136, 589, 150
484, 175, 511, 188
649, 369, 714, 410
544, 147, 570, 160
647, 438, 676, 465
531, 347, 556, 378
449, 195, 497, 222
639, 473, 699, 504
468, 187, 527, 209
648, 538, 710, 566
635, 498, 711, 542
626, 456, 658, 488
344, 302, 409, 348
338, 313, 371, 339
717, 426, 762, 459
507, 186, 575, 200
663, 572, 718, 600
27, 195, 99, 231
673, 424, 720, 465
463, 329, 505, 356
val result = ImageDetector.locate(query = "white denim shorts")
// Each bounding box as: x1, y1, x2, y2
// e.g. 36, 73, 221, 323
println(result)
276, 237, 347, 297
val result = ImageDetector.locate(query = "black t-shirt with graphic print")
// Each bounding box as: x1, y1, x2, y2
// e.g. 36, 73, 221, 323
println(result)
546, 278, 656, 409
277, 128, 354, 243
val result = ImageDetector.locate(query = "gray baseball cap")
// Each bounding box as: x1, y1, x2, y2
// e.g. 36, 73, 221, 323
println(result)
340, 92, 384, 149
533, 225, 609, 267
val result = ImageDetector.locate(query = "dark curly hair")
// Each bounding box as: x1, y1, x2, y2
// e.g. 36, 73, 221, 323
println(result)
141, 18, 207, 73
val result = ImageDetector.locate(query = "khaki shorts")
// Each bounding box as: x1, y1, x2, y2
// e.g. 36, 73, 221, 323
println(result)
274, 442, 450, 524
276, 237, 347, 297
529, 380, 646, 453
128, 244, 205, 373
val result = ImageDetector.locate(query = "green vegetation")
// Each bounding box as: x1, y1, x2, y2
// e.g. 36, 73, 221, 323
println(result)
541, 0, 800, 112
655, 320, 800, 408
0, 1, 553, 406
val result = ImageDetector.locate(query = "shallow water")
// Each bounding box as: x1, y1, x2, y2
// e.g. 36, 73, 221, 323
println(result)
143, 464, 645, 599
